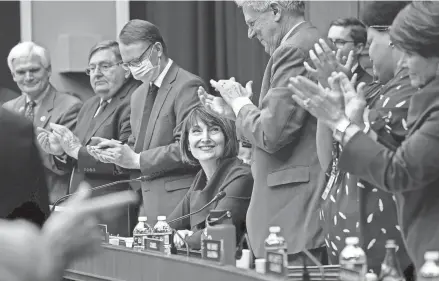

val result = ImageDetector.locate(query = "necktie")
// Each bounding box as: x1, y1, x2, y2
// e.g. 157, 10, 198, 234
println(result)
134, 84, 159, 152
24, 100, 36, 121
94, 100, 109, 118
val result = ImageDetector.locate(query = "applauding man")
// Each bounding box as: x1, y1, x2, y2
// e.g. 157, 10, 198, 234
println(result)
199, 1, 325, 264
37, 40, 141, 236
90, 20, 204, 225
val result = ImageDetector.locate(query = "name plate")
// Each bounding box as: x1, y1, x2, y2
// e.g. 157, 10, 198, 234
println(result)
98, 224, 109, 243
265, 251, 286, 277
144, 237, 164, 253
202, 239, 223, 263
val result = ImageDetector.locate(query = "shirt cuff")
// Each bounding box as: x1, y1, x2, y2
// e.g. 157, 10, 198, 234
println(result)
231, 97, 252, 117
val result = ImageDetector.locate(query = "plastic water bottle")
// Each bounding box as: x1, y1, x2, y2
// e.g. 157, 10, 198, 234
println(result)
153, 216, 172, 255
379, 240, 405, 281
264, 226, 288, 267
419, 251, 439, 281
132, 216, 152, 250
339, 237, 367, 281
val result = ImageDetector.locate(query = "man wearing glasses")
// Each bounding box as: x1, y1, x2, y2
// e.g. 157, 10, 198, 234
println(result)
327, 17, 372, 86
37, 40, 141, 236
3, 42, 82, 204
90, 20, 204, 226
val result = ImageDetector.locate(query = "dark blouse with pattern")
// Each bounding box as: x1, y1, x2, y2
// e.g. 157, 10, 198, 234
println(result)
320, 67, 415, 273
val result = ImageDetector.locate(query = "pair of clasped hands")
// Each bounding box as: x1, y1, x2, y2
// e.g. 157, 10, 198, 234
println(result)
36, 123, 135, 168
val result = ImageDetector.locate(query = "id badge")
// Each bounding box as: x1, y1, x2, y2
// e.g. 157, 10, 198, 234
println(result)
321, 171, 339, 200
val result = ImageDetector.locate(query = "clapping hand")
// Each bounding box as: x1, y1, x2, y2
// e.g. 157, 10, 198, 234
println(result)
89, 139, 140, 169
209, 77, 253, 105
198, 86, 236, 120
50, 123, 82, 159
304, 38, 355, 88
86, 137, 122, 163
36, 127, 65, 156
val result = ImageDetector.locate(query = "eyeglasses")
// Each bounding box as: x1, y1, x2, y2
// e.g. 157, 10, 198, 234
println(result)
369, 25, 390, 32
328, 39, 355, 48
121, 43, 154, 69
85, 61, 122, 75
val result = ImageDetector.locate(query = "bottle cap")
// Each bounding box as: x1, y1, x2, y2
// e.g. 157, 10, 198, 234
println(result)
425, 251, 439, 261
138, 216, 147, 222
157, 215, 166, 221
385, 239, 397, 248
345, 237, 359, 245
269, 226, 281, 233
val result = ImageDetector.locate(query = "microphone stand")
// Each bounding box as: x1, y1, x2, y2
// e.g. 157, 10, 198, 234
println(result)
51, 176, 148, 212
167, 191, 226, 225
167, 191, 226, 257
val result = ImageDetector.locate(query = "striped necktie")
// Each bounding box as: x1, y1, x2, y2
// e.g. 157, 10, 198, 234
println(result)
94, 100, 109, 118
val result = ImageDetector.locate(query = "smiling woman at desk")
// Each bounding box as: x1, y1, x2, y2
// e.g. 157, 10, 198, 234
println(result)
167, 106, 253, 250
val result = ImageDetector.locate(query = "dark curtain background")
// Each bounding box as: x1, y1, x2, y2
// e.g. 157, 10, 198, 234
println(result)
130, 1, 269, 104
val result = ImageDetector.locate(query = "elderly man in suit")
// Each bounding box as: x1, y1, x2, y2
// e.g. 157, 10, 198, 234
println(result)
0, 107, 50, 226
3, 42, 82, 203
92, 20, 203, 225
36, 40, 141, 236
199, 1, 325, 264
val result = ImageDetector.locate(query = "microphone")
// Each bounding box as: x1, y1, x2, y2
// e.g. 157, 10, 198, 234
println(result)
50, 175, 150, 212
167, 191, 226, 225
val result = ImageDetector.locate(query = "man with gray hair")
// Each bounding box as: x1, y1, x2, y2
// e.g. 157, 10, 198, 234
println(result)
199, 1, 325, 264
3, 42, 82, 203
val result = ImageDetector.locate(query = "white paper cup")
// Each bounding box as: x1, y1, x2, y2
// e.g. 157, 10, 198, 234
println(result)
236, 249, 251, 269
255, 258, 266, 274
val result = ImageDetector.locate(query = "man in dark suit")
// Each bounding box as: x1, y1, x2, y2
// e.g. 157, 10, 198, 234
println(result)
326, 17, 373, 86
3, 42, 82, 203
37, 40, 141, 236
200, 1, 325, 264
0, 107, 50, 227
93, 20, 203, 225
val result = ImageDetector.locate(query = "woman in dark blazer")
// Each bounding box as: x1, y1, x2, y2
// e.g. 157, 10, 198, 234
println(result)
289, 1, 439, 275
167, 106, 253, 250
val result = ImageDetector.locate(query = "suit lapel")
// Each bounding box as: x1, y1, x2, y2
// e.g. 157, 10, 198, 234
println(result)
13, 95, 26, 115
34, 85, 56, 128
142, 63, 179, 150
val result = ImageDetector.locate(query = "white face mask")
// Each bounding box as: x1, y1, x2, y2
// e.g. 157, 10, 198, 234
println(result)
128, 46, 160, 82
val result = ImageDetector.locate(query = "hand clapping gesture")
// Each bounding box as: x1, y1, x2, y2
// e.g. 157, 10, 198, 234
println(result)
49, 123, 82, 159
36, 127, 64, 156
304, 38, 355, 88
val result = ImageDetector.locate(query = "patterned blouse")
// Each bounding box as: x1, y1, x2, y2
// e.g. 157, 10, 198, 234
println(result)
320, 67, 415, 273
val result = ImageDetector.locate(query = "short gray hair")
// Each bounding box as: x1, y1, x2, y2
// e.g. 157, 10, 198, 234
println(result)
7, 42, 51, 72
88, 40, 122, 62
235, 1, 305, 15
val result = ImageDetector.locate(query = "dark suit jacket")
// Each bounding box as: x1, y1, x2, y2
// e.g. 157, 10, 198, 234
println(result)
235, 22, 325, 257
0, 108, 50, 227
354, 64, 373, 86
168, 158, 253, 249
339, 77, 439, 273
56, 78, 141, 236
3, 84, 82, 203
129, 62, 204, 225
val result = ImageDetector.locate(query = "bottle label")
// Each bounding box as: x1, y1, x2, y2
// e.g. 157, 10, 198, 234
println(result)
265, 250, 287, 277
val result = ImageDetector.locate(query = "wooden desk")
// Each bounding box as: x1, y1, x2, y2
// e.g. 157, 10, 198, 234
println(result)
65, 245, 280, 281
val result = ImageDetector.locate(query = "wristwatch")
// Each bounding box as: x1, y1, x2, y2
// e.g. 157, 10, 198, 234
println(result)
333, 119, 351, 142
